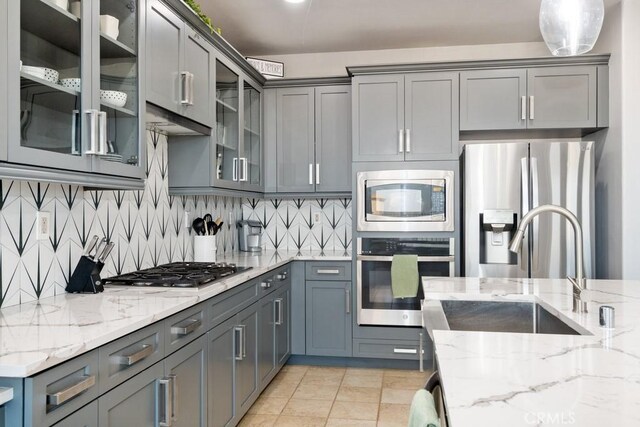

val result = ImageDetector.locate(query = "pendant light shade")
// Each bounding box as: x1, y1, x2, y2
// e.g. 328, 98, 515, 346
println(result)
539, 0, 605, 56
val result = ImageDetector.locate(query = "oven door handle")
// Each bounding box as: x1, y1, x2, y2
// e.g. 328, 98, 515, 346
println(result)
357, 255, 455, 262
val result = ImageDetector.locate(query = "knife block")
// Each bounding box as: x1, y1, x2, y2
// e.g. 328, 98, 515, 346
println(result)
66, 255, 105, 294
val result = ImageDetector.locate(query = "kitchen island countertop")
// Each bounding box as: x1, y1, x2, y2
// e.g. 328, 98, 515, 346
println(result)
0, 250, 350, 377
422, 277, 640, 427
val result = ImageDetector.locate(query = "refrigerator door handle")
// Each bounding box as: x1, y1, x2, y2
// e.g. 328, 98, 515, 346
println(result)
520, 156, 530, 272
530, 156, 540, 272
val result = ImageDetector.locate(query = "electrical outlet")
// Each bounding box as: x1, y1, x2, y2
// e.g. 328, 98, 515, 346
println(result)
184, 211, 192, 229
314, 213, 321, 223
36, 211, 51, 240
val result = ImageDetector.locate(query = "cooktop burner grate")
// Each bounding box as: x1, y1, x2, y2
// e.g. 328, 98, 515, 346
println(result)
103, 262, 252, 288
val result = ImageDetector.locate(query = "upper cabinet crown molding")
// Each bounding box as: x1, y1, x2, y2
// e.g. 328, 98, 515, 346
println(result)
346, 54, 611, 76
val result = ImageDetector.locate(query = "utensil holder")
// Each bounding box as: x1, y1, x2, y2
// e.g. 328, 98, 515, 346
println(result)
194, 235, 217, 263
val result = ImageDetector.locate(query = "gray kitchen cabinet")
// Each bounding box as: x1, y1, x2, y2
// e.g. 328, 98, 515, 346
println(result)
273, 84, 351, 194
97, 362, 164, 427
527, 66, 597, 129
276, 87, 315, 193
3, 0, 145, 186
460, 69, 527, 131
165, 337, 207, 427
352, 73, 458, 161
461, 66, 600, 131
305, 281, 352, 357
315, 86, 352, 192
275, 284, 292, 367
258, 292, 277, 388
352, 74, 405, 162
146, 0, 214, 127
53, 401, 97, 427
207, 301, 259, 427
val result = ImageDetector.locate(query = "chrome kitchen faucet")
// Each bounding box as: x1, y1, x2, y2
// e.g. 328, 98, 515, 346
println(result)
509, 204, 588, 313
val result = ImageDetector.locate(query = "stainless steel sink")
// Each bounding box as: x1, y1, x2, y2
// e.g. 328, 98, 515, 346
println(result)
423, 300, 589, 338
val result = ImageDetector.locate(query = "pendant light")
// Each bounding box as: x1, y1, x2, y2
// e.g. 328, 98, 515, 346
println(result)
539, 0, 605, 56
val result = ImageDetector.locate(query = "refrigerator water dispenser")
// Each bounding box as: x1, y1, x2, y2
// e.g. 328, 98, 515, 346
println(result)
479, 209, 517, 265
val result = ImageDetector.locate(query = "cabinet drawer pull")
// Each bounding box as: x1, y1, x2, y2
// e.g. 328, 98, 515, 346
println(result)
276, 272, 288, 281
46, 375, 96, 406
275, 298, 283, 326
118, 344, 154, 366
393, 348, 417, 354
316, 269, 340, 275
171, 318, 202, 336
159, 377, 173, 427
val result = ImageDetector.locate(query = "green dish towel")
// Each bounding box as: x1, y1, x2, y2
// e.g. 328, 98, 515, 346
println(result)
408, 389, 441, 427
391, 254, 419, 298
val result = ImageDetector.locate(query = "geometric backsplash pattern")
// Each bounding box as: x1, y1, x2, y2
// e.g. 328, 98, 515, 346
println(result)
0, 130, 242, 308
242, 197, 352, 253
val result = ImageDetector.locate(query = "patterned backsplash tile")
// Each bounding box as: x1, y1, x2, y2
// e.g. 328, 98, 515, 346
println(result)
0, 130, 242, 308
242, 198, 352, 252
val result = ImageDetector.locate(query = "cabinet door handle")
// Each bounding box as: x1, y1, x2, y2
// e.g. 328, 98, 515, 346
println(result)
169, 374, 178, 423
316, 163, 320, 185
240, 157, 248, 182
180, 71, 190, 105
309, 163, 313, 185
159, 377, 173, 427
234, 326, 245, 361
98, 111, 108, 155
171, 318, 202, 336
393, 348, 417, 354
232, 158, 238, 181
529, 96, 535, 120
118, 344, 154, 366
188, 72, 195, 106
521, 96, 526, 121
398, 130, 404, 153
405, 129, 411, 152
345, 289, 351, 315
84, 110, 99, 155
275, 298, 283, 325
316, 269, 340, 275
46, 374, 96, 406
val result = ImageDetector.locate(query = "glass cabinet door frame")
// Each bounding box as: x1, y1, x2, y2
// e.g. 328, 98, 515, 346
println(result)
211, 52, 263, 191
6, 0, 144, 178
90, 0, 145, 179
7, 0, 93, 172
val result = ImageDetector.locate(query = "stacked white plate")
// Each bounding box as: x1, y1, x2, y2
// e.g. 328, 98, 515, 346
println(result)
22, 66, 59, 83
100, 90, 127, 108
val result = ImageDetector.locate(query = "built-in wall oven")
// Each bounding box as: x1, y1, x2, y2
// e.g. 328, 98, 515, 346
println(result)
356, 237, 455, 327
356, 170, 454, 232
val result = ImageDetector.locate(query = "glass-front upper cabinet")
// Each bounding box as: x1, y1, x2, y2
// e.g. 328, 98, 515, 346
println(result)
214, 58, 241, 188
92, 0, 142, 177
243, 81, 262, 189
9, 0, 143, 179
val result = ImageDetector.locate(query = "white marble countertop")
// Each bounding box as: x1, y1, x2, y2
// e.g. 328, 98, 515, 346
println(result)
422, 277, 640, 427
0, 387, 13, 406
0, 250, 350, 378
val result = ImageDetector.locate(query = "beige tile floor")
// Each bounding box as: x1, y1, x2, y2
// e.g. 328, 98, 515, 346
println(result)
239, 365, 431, 427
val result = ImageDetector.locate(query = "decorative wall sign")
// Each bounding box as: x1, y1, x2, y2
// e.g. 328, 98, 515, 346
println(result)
246, 57, 285, 78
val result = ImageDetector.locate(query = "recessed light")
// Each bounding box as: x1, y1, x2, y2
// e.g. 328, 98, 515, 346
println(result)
284, 0, 306, 3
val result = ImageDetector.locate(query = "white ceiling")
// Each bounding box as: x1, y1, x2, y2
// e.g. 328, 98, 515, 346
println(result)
200, 0, 619, 56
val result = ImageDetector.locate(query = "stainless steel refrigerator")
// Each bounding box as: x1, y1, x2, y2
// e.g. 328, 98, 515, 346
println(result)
463, 141, 595, 279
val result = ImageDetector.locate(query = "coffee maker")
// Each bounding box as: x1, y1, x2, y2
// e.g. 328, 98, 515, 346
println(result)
237, 220, 263, 252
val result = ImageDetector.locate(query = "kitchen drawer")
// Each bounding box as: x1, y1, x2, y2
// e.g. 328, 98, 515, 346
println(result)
353, 339, 423, 360
305, 262, 352, 281
164, 303, 207, 355
208, 279, 259, 327
24, 349, 99, 427
99, 323, 164, 393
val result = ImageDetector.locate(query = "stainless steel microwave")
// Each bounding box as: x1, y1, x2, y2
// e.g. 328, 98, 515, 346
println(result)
356, 170, 454, 232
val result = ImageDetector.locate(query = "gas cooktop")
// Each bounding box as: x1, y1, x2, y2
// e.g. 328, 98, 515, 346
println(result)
103, 262, 252, 288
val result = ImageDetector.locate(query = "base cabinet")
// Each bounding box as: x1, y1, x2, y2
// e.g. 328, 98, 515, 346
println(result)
97, 362, 164, 427
165, 337, 207, 426
53, 402, 97, 427
275, 285, 292, 367
207, 303, 259, 427
305, 281, 352, 357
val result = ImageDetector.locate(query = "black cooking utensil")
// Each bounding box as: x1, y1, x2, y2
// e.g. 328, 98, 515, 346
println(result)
203, 213, 213, 223
207, 221, 216, 235
192, 217, 205, 235
213, 221, 224, 235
